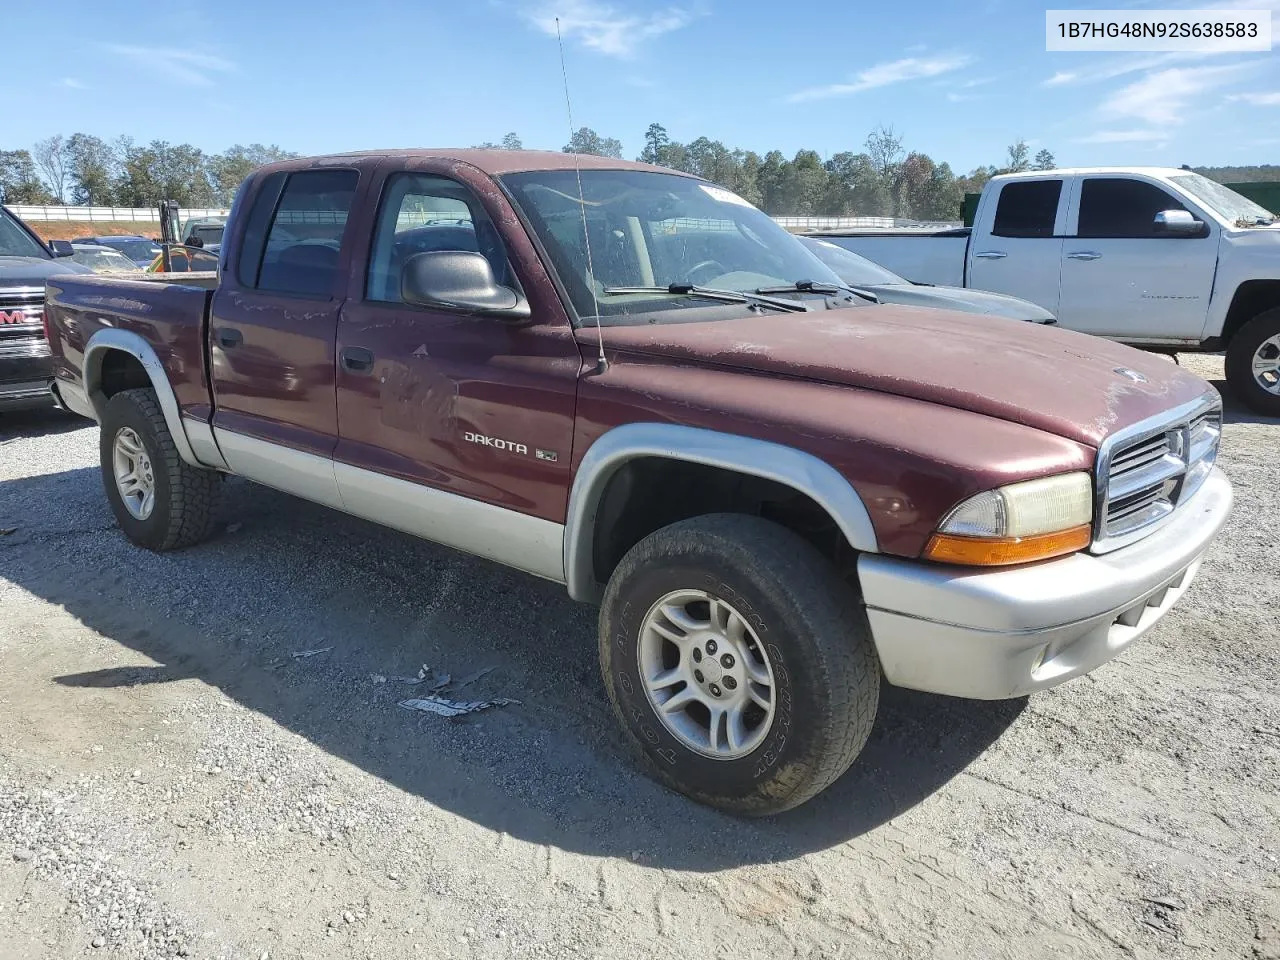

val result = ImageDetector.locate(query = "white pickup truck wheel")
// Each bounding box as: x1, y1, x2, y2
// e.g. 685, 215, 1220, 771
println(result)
599, 513, 880, 815
99, 388, 222, 551
1226, 308, 1280, 417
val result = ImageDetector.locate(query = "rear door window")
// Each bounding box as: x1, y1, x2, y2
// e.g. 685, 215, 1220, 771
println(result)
992, 180, 1062, 238
1077, 178, 1189, 238
247, 170, 358, 297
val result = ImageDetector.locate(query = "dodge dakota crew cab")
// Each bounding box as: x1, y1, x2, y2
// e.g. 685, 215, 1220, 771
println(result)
44, 151, 1233, 814
814, 167, 1280, 414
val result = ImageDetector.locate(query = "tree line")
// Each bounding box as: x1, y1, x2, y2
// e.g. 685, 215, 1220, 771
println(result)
3, 127, 1272, 219
0, 126, 1047, 220
551, 124, 1051, 221
0, 135, 295, 207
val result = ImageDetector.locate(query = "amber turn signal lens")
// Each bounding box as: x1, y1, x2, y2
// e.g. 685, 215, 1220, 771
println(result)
923, 524, 1092, 566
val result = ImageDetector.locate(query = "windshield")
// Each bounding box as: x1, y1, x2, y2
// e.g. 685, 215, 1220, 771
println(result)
500, 170, 845, 324
0, 208, 50, 259
797, 236, 908, 286
103, 238, 164, 261
72, 246, 140, 273
1170, 174, 1275, 224
189, 224, 225, 244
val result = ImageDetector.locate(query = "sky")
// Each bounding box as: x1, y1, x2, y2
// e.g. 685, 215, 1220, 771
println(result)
4, 0, 1278, 173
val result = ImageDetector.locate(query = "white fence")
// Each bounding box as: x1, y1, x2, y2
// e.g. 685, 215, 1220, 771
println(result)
7, 205, 958, 233
7, 204, 231, 223
774, 216, 895, 231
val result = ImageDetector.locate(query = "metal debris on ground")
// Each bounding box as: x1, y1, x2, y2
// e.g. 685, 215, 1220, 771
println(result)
289, 646, 333, 660
451, 666, 496, 689
0, 527, 16, 535
399, 695, 520, 718
396, 664, 452, 689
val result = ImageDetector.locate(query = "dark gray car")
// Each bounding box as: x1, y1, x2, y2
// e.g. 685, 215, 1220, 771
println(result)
799, 235, 1056, 323
1, 206, 91, 410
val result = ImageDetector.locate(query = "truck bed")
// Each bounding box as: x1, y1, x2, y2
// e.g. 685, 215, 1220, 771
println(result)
45, 272, 216, 416
806, 231, 970, 287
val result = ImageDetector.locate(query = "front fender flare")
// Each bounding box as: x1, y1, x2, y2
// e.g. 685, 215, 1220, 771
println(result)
563, 422, 879, 602
83, 328, 201, 468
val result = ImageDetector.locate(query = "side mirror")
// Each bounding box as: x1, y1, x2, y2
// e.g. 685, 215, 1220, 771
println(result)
49, 239, 74, 258
401, 251, 530, 319
1154, 210, 1207, 237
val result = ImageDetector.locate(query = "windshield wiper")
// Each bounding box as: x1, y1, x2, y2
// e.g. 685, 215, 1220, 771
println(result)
1236, 215, 1276, 227
757, 279, 876, 304
602, 283, 809, 313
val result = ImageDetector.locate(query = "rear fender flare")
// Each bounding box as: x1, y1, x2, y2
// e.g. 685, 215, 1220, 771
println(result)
83, 328, 201, 468
563, 422, 879, 602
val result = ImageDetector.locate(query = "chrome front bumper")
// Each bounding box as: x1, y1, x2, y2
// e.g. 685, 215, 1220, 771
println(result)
858, 467, 1232, 700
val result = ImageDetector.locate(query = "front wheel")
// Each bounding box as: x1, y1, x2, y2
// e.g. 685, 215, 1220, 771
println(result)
599, 513, 880, 815
1225, 307, 1280, 416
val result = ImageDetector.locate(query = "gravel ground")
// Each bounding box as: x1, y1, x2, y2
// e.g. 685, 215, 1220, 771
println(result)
0, 353, 1277, 960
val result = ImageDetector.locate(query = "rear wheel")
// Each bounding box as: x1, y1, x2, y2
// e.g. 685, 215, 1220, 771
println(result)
100, 388, 222, 550
1226, 307, 1280, 416
599, 513, 880, 815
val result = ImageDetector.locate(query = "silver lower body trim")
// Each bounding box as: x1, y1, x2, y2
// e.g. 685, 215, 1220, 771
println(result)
211, 428, 566, 584
184, 416, 230, 470
858, 467, 1232, 700
214, 428, 345, 510
53, 380, 96, 420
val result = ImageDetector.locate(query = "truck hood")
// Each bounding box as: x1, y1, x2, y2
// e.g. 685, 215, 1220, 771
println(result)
586, 305, 1215, 448
865, 283, 1056, 323
0, 256, 91, 284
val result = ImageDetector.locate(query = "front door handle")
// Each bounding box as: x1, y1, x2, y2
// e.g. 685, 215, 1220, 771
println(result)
340, 346, 375, 374
974, 250, 1007, 260
1067, 251, 1102, 261
214, 327, 242, 348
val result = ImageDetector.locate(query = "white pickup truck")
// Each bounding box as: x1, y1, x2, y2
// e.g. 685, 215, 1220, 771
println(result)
815, 167, 1280, 413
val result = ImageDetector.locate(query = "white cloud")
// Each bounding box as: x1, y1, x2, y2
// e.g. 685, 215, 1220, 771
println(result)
1231, 91, 1280, 105
1073, 129, 1170, 144
1044, 71, 1076, 86
1100, 63, 1249, 125
59, 78, 85, 89
99, 44, 236, 87
524, 1, 691, 58
787, 54, 973, 103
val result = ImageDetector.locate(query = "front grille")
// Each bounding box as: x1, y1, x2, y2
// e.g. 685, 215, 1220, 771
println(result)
0, 287, 45, 341
1094, 395, 1221, 552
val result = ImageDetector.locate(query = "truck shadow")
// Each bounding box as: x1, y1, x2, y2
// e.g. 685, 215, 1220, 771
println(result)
1, 466, 1023, 871
0, 407, 90, 439
1209, 378, 1279, 426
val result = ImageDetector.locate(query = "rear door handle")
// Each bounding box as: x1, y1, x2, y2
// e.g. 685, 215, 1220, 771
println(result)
215, 327, 242, 348
340, 346, 375, 374
1067, 251, 1102, 261
974, 250, 1007, 260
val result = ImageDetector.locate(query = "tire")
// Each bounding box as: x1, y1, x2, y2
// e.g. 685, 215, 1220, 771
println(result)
1225, 307, 1280, 416
99, 388, 222, 551
599, 513, 880, 816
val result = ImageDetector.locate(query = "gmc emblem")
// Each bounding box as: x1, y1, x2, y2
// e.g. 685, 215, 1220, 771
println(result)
0, 309, 33, 325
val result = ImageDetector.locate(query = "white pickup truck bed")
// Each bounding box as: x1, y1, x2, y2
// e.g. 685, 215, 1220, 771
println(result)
814, 229, 970, 287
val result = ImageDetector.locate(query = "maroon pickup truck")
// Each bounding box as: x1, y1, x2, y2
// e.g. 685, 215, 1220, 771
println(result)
45, 150, 1232, 814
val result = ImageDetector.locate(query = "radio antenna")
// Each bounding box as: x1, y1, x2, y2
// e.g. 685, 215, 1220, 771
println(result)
556, 17, 608, 375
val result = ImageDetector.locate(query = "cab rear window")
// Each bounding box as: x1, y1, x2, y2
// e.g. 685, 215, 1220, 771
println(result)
992, 180, 1062, 238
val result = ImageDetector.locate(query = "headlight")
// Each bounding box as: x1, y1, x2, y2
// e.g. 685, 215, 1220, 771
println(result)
924, 472, 1093, 566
